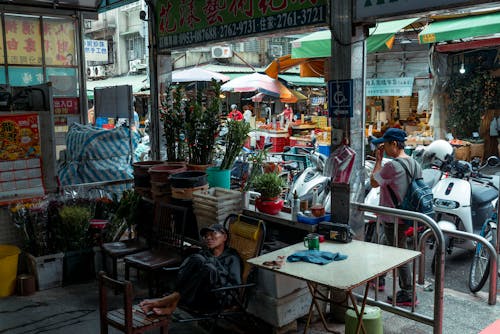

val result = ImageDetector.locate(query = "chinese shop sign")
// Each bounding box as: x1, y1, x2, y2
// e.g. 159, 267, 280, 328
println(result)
366, 77, 414, 97
4, 16, 75, 66
155, 0, 327, 50
54, 97, 79, 115
0, 113, 44, 202
84, 39, 108, 62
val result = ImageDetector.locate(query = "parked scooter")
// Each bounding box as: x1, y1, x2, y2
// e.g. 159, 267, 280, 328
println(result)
286, 144, 330, 212
427, 140, 500, 271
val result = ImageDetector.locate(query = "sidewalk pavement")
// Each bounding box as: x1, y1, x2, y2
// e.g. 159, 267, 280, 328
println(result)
0, 274, 499, 334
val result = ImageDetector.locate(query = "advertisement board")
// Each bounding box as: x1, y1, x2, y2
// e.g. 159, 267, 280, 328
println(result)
155, 0, 327, 50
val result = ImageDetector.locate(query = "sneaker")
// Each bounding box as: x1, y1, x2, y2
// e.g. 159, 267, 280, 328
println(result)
387, 290, 418, 307
369, 277, 385, 292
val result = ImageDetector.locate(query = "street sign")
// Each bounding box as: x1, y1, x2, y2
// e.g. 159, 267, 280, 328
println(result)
328, 80, 353, 118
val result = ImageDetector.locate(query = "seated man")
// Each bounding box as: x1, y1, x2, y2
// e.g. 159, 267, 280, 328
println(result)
139, 223, 242, 315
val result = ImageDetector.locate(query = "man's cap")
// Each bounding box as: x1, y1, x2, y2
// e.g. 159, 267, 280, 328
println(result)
371, 128, 407, 145
231, 104, 237, 109
200, 223, 228, 237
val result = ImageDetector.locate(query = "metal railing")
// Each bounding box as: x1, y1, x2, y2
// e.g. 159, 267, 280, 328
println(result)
352, 202, 445, 334
417, 228, 498, 305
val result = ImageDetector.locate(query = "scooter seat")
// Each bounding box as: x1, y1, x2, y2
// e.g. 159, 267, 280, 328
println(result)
471, 183, 498, 206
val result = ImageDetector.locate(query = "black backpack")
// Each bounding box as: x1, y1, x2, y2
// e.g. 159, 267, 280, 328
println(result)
388, 158, 434, 225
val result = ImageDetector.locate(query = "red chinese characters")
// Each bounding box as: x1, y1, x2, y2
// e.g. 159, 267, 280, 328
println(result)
159, 3, 177, 33
228, 0, 253, 17
203, 0, 224, 25
179, 0, 201, 28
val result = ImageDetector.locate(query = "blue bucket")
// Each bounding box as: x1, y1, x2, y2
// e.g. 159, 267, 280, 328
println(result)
206, 167, 231, 189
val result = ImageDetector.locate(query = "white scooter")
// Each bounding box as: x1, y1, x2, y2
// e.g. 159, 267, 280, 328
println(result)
431, 156, 500, 254
286, 145, 330, 212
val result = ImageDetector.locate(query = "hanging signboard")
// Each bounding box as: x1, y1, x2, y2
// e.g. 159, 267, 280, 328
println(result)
84, 39, 108, 62
356, 0, 494, 21
366, 77, 414, 97
0, 113, 45, 203
155, 0, 327, 50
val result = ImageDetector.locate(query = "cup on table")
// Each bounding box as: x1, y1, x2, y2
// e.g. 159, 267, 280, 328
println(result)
304, 233, 320, 250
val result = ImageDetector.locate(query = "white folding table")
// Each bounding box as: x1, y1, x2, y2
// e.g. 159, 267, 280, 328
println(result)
248, 240, 420, 334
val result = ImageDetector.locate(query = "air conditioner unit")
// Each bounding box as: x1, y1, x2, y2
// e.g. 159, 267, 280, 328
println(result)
211, 46, 233, 58
87, 65, 106, 78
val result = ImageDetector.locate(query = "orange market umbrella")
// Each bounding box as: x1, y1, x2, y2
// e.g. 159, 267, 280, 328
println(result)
265, 54, 325, 78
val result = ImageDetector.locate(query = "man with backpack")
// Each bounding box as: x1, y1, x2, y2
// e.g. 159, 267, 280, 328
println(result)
370, 128, 421, 307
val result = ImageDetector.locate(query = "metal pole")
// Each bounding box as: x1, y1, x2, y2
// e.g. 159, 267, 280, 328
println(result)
145, 0, 160, 160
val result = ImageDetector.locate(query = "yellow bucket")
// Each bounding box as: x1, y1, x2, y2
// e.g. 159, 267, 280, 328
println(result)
0, 245, 21, 297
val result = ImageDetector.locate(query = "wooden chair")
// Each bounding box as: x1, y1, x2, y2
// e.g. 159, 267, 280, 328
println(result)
175, 213, 266, 332
124, 202, 190, 297
101, 198, 154, 280
98, 271, 170, 334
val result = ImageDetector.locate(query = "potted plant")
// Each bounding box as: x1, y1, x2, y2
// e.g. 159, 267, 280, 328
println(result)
52, 204, 94, 284
207, 119, 251, 189
185, 79, 222, 169
161, 83, 188, 163
251, 172, 286, 215
10, 199, 66, 290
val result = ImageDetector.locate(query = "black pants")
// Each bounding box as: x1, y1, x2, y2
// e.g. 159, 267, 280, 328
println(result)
176, 253, 221, 310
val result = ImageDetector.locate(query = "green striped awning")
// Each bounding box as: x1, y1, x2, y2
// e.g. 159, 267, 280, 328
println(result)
291, 17, 419, 58
419, 12, 500, 44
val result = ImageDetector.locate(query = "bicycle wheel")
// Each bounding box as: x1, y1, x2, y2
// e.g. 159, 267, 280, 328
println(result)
469, 223, 496, 293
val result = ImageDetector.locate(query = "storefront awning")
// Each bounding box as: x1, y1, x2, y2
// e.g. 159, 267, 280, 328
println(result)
418, 12, 500, 44
291, 17, 419, 58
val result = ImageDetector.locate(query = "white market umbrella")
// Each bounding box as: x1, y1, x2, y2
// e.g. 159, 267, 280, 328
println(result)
221, 72, 294, 100
172, 67, 230, 83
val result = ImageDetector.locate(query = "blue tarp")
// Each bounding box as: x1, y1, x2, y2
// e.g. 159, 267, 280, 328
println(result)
58, 123, 135, 187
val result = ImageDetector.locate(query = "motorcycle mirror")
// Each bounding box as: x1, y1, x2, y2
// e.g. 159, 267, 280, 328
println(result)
283, 146, 291, 153
263, 143, 273, 149
486, 156, 500, 167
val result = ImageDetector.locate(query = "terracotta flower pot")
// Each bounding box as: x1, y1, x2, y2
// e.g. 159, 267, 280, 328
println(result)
255, 196, 284, 215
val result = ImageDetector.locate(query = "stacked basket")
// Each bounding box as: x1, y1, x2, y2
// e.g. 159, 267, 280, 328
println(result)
193, 188, 243, 230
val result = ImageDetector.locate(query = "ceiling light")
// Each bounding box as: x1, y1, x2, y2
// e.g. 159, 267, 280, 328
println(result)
459, 62, 466, 74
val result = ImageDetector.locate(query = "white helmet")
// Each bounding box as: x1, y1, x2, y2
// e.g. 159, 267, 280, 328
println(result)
425, 139, 454, 162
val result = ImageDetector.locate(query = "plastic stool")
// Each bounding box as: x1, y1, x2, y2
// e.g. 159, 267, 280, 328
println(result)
345, 305, 383, 334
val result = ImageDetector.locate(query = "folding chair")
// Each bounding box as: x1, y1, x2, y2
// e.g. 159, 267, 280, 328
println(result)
98, 271, 170, 334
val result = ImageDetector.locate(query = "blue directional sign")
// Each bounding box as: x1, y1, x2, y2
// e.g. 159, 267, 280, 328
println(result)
328, 79, 353, 118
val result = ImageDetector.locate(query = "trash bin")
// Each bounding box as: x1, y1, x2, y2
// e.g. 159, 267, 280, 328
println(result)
0, 245, 21, 297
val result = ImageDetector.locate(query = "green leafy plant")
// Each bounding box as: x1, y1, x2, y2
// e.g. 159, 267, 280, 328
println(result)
251, 172, 285, 199
54, 205, 92, 252
242, 148, 269, 191
185, 79, 222, 165
111, 189, 141, 229
219, 120, 251, 170
161, 83, 188, 162
446, 70, 497, 138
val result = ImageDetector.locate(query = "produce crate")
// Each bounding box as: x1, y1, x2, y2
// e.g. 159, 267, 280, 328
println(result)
192, 188, 242, 229
27, 252, 64, 290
